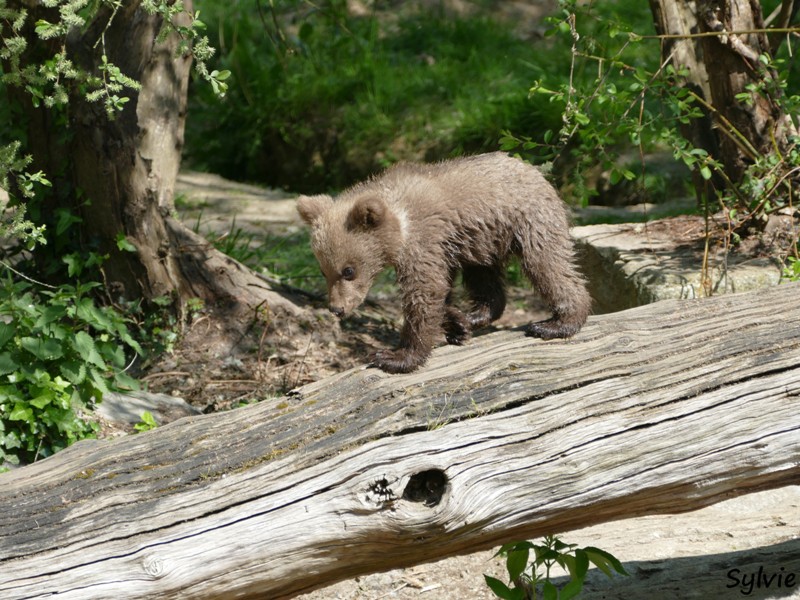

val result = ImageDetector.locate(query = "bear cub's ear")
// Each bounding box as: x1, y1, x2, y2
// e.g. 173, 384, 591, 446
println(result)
297, 194, 334, 225
346, 196, 387, 232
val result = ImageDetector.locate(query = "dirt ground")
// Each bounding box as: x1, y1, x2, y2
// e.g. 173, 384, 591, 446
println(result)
133, 172, 800, 600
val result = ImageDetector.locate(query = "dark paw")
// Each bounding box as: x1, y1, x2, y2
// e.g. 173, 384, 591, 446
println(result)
525, 318, 582, 340
370, 349, 425, 374
443, 307, 471, 345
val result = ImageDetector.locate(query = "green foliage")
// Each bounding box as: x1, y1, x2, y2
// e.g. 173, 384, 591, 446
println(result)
500, 3, 675, 204
0, 0, 227, 115
0, 142, 48, 249
0, 276, 143, 467
186, 0, 562, 191
140, 0, 230, 97
134, 410, 158, 432
783, 255, 800, 281
501, 0, 800, 228
485, 536, 628, 600
0, 0, 229, 262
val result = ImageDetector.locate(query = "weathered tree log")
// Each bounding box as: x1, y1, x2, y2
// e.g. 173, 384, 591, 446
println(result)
2, 283, 800, 599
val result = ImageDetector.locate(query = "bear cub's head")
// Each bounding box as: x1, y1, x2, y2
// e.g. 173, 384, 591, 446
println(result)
297, 193, 403, 318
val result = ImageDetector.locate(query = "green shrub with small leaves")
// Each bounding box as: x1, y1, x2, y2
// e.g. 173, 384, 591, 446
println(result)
0, 277, 143, 467
783, 256, 800, 282
134, 410, 158, 433
485, 535, 628, 600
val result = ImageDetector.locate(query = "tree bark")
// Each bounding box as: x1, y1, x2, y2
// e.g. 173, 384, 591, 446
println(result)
66, 0, 194, 303
2, 282, 799, 599
5, 0, 303, 318
649, 0, 799, 208
697, 0, 796, 186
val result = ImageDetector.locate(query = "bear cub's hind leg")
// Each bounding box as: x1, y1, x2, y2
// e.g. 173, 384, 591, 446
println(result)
443, 305, 471, 345
462, 265, 507, 330
519, 245, 591, 340
442, 266, 506, 345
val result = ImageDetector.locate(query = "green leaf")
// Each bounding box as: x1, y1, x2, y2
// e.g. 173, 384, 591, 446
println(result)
483, 575, 522, 600
573, 111, 591, 126
73, 331, 107, 369
55, 209, 81, 236
3, 430, 22, 450
0, 322, 14, 348
30, 393, 52, 409
119, 330, 144, 356
585, 547, 628, 577
542, 580, 558, 600
21, 336, 64, 360
75, 298, 110, 331
9, 402, 33, 421
0, 352, 16, 376
573, 548, 589, 580
63, 254, 80, 277
114, 370, 140, 391
506, 547, 529, 582
88, 367, 110, 398
98, 340, 125, 368
699, 165, 713, 180
559, 577, 584, 600
34, 305, 68, 328
116, 234, 137, 253
34, 19, 55, 36
495, 541, 534, 558
60, 361, 87, 385
134, 410, 158, 432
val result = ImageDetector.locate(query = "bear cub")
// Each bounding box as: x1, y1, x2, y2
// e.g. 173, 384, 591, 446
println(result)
297, 152, 591, 374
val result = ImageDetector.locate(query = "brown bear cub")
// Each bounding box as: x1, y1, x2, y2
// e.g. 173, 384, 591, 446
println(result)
297, 152, 591, 374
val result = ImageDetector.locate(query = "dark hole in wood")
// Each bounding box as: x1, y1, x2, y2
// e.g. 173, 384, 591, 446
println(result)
402, 469, 447, 507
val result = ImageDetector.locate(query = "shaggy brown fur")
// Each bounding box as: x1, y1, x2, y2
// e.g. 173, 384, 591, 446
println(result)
297, 152, 591, 374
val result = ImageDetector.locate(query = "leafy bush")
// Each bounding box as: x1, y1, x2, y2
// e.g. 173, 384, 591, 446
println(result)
0, 278, 142, 467
502, 0, 800, 229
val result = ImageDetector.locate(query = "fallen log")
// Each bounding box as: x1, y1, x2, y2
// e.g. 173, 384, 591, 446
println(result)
2, 282, 799, 599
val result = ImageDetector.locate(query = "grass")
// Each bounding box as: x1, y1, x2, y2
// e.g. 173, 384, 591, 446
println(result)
185, 1, 565, 193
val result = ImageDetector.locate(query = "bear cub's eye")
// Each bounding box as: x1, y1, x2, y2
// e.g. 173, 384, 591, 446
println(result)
342, 266, 356, 281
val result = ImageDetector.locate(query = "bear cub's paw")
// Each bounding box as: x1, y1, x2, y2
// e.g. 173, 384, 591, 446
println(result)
443, 306, 471, 346
525, 318, 582, 340
370, 348, 426, 374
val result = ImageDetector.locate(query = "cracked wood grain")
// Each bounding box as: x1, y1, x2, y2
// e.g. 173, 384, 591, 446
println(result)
1, 282, 799, 599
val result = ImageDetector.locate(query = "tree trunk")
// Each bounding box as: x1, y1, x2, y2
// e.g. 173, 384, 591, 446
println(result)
697, 0, 796, 187
66, 0, 194, 303
5, 0, 304, 319
649, 0, 798, 208
648, 0, 723, 201
2, 282, 799, 599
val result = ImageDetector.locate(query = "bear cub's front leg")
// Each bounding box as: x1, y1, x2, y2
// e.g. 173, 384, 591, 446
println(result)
371, 285, 448, 373
371, 347, 429, 374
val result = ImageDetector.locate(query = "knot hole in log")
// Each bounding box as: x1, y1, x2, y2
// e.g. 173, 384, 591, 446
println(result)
402, 469, 448, 507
